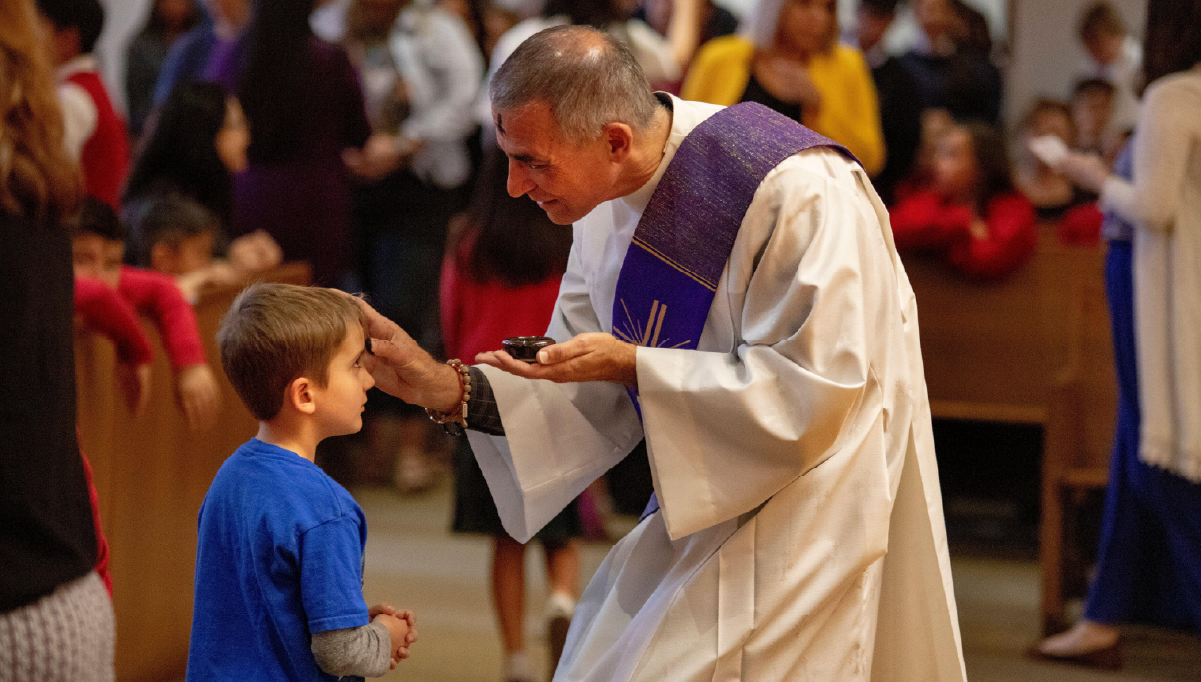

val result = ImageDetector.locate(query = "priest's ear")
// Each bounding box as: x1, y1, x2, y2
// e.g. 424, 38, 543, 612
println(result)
601, 121, 635, 161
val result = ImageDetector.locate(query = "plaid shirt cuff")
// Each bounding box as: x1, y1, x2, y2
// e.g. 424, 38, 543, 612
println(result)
466, 366, 505, 436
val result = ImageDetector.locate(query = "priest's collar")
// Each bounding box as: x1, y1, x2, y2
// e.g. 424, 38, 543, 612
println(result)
620, 92, 684, 215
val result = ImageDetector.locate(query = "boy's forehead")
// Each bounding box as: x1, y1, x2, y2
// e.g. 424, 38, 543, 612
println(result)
341, 319, 367, 347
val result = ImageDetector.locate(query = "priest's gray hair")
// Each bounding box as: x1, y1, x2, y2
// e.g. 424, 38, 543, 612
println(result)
489, 25, 660, 145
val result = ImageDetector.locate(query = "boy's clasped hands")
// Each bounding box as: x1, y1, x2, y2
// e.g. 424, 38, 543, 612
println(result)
369, 603, 419, 667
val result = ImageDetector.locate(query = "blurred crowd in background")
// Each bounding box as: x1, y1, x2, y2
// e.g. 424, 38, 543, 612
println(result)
6, 0, 1198, 679
49, 0, 1148, 488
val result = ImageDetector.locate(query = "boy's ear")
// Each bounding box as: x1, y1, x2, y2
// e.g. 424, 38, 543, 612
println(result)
285, 376, 317, 416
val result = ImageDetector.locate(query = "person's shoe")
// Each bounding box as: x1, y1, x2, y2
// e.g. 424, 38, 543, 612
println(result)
502, 650, 535, 682
545, 591, 576, 674
1027, 620, 1122, 670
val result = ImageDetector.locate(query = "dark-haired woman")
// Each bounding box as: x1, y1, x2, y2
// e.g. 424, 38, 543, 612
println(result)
208, 0, 375, 288
442, 147, 581, 682
124, 0, 199, 137
1036, 0, 1201, 666
888, 122, 1037, 280
0, 0, 114, 677
123, 81, 247, 239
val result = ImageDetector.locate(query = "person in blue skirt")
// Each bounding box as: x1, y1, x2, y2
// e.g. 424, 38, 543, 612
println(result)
1036, 0, 1201, 667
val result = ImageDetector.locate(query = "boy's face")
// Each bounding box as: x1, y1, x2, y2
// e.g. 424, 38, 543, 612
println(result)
151, 232, 216, 276
1074, 91, 1113, 142
73, 234, 124, 289
312, 323, 374, 438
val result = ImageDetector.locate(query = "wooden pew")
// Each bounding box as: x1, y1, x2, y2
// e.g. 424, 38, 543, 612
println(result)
1038, 247, 1117, 635
75, 263, 310, 682
901, 231, 1117, 636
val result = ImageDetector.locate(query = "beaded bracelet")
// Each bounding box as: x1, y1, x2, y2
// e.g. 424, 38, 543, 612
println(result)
425, 359, 470, 427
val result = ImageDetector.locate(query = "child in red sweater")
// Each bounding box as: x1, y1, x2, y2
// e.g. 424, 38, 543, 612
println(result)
71, 198, 219, 429
37, 0, 129, 210
889, 122, 1038, 279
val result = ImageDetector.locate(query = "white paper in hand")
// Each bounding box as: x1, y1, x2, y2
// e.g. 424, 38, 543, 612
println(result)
1028, 135, 1070, 168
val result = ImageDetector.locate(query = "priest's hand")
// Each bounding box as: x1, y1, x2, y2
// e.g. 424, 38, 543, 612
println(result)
475, 333, 638, 387
350, 296, 462, 412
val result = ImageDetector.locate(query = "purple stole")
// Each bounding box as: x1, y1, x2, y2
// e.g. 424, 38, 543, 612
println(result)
612, 101, 856, 518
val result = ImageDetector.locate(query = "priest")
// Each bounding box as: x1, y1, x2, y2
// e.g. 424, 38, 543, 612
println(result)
357, 25, 966, 682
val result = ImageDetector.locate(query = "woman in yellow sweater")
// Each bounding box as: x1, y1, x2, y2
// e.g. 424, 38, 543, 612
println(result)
682, 0, 885, 176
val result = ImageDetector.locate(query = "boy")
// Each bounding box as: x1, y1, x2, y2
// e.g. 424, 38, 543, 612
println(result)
70, 198, 220, 429
131, 195, 221, 277
1071, 78, 1121, 162
188, 283, 415, 680
36, 0, 129, 210
1075, 2, 1140, 141
129, 194, 282, 302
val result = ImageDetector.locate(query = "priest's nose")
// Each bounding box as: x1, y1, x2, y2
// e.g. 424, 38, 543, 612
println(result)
507, 158, 535, 199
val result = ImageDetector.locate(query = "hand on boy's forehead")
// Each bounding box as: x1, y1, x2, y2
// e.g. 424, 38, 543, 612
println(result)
72, 234, 124, 289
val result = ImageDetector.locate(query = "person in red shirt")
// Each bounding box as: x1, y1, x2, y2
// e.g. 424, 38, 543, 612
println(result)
71, 198, 220, 430
889, 121, 1038, 280
75, 275, 155, 416
37, 0, 129, 210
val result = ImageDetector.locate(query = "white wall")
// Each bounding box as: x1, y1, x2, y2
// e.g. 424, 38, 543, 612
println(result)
1005, 0, 1144, 125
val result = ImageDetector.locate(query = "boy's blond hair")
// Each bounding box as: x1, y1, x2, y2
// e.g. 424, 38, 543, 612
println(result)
217, 283, 367, 420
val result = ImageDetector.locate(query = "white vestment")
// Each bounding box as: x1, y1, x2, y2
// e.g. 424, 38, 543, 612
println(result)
468, 95, 966, 682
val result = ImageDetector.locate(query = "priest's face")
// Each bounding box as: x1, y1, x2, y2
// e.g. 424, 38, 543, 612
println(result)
493, 100, 617, 225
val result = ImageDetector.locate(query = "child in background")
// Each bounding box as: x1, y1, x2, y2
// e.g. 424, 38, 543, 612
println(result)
70, 197, 220, 429
1016, 100, 1080, 218
889, 122, 1038, 279
74, 275, 154, 416
1072, 78, 1122, 162
189, 283, 416, 680
132, 194, 282, 302
1015, 99, 1104, 246
36, 0, 128, 210
442, 147, 579, 682
134, 194, 220, 279
123, 81, 248, 238
1075, 1, 1140, 142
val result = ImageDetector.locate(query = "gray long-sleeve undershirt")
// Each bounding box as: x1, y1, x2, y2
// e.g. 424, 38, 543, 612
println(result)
311, 620, 392, 678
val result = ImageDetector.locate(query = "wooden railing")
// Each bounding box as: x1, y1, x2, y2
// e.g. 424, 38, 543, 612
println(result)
75, 263, 310, 682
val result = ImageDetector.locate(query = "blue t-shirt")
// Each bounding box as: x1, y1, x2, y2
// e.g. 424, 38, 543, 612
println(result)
187, 438, 370, 681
